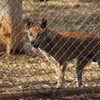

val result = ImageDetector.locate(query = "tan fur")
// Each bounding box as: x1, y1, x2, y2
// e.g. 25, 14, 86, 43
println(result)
27, 19, 100, 88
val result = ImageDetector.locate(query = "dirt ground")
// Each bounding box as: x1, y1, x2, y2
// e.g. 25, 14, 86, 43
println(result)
0, 52, 100, 100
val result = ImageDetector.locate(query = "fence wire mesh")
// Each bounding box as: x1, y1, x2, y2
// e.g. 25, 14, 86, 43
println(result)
0, 0, 100, 99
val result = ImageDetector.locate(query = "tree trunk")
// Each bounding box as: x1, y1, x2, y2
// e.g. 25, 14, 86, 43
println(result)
0, 0, 25, 54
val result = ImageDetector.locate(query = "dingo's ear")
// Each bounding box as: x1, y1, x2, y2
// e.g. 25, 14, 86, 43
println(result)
24, 18, 33, 29
40, 18, 47, 29
27, 18, 33, 28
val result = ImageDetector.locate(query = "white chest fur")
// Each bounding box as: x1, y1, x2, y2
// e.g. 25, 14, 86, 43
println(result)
39, 48, 59, 65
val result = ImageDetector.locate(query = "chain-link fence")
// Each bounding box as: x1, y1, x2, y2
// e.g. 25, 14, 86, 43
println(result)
0, 0, 100, 99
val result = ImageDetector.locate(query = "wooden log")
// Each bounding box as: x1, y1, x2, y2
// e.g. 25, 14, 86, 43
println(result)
0, 86, 100, 100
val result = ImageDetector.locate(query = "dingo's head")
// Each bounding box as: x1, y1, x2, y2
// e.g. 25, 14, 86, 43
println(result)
26, 18, 47, 53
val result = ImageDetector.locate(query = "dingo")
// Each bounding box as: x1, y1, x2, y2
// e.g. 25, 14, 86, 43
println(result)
27, 18, 100, 89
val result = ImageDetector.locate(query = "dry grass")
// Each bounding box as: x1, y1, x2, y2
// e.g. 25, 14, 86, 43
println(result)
0, 54, 100, 94
23, 0, 100, 33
